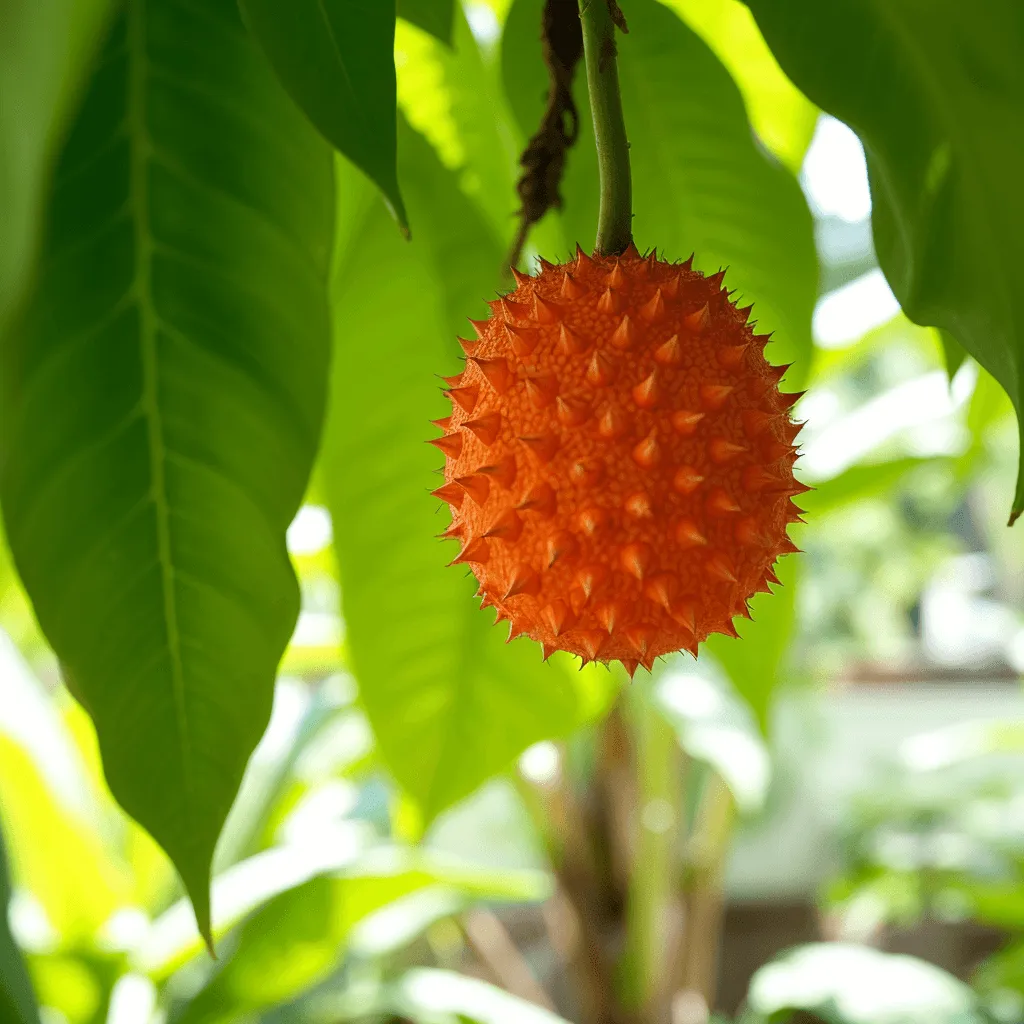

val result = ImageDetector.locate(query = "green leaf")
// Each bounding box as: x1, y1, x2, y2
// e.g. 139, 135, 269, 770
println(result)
660, 0, 818, 173
0, 0, 114, 334
747, 943, 986, 1024
704, 554, 798, 732
135, 839, 367, 979
0, 817, 39, 1024
398, 0, 456, 44
388, 968, 572, 1024
654, 666, 770, 813
333, 969, 573, 1024
503, 0, 817, 386
176, 850, 548, 1022
973, 937, 1024, 999
0, 732, 127, 941
397, 8, 522, 244
745, 0, 1024, 524
938, 330, 967, 383
0, 0, 335, 941
320, 121, 614, 824
623, 0, 817, 386
239, 0, 407, 232
801, 458, 939, 516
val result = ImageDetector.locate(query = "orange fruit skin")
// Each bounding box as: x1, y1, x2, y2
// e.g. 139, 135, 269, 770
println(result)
431, 244, 806, 675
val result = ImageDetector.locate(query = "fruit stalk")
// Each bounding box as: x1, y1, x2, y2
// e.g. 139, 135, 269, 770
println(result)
579, 0, 632, 255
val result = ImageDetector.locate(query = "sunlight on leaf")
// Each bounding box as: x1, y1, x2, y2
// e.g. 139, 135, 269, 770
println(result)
748, 943, 985, 1024
240, 0, 407, 230
747, 0, 1024, 522
0, 0, 113, 334
661, 0, 817, 172
321, 123, 615, 824
0, 0, 335, 940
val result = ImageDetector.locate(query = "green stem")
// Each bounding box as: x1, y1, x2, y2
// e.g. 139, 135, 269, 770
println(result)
620, 683, 683, 1016
578, 0, 632, 255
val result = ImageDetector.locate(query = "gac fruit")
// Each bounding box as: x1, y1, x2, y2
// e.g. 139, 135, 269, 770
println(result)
431, 244, 807, 675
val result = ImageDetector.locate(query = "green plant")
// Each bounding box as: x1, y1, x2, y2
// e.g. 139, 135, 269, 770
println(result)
1, 0, 1022, 1022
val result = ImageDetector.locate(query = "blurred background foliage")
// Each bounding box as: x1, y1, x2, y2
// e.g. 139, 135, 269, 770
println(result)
0, 0, 1022, 1022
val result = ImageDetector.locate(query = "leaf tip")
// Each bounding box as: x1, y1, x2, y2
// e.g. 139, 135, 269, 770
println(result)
384, 190, 411, 240
181, 865, 215, 958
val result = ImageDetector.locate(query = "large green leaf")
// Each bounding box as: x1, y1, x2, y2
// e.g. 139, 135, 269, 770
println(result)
0, 0, 114, 335
503, 0, 817, 384
0, 0, 334, 940
704, 554, 798, 732
398, 0, 456, 44
0, 734, 128, 941
320, 121, 613, 824
397, 7, 522, 245
0, 817, 39, 1024
660, 0, 817, 173
239, 0, 407, 232
177, 850, 548, 1022
801, 458, 939, 517
746, 0, 1024, 522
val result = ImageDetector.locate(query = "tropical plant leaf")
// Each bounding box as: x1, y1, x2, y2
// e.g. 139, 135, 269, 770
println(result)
0, 0, 114, 335
177, 850, 548, 1022
135, 839, 367, 979
704, 554, 798, 732
0, 817, 39, 1024
398, 0, 456, 45
503, 0, 817, 385
397, 7, 521, 244
320, 120, 614, 824
239, 0, 407, 231
800, 458, 938, 516
939, 330, 967, 383
388, 968, 572, 1024
660, 0, 818, 173
0, 0, 335, 941
654, 665, 770, 812
0, 734, 128, 941
746, 0, 1024, 522
747, 943, 986, 1024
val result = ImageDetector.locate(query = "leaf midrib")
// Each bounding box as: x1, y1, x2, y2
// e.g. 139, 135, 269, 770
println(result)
127, 0, 194, 821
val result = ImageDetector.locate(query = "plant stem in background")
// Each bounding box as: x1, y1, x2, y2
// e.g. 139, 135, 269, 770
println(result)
621, 689, 686, 1019
578, 0, 632, 254
678, 773, 736, 1010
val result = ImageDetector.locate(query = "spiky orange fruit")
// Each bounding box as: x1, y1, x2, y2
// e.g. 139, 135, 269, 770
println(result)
431, 244, 806, 675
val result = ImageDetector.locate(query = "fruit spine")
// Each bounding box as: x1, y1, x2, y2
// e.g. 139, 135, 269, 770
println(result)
431, 244, 806, 676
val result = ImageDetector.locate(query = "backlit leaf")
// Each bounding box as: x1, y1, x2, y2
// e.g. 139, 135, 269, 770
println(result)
398, 0, 456, 44
0, 0, 114, 334
321, 121, 613, 823
0, 0, 335, 940
396, 8, 521, 244
177, 850, 548, 1021
0, 818, 39, 1024
660, 0, 817, 173
705, 554, 798, 732
239, 0, 408, 231
747, 0, 1024, 522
